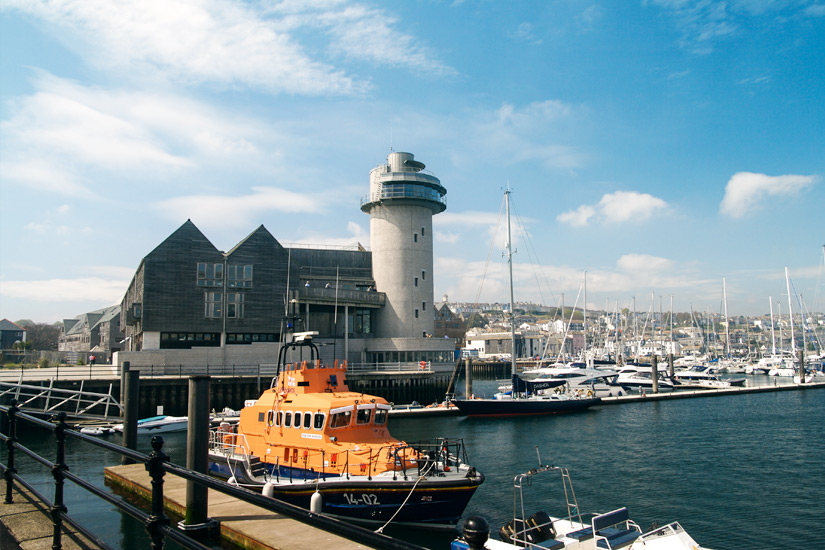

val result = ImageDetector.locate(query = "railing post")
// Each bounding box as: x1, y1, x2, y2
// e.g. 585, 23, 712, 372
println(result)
3, 399, 18, 504
145, 436, 170, 550
51, 412, 69, 550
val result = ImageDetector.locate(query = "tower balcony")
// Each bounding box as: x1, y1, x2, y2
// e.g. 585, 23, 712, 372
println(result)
360, 174, 447, 214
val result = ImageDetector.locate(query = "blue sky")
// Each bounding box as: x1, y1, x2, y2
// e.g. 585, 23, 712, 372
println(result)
1, 0, 823, 324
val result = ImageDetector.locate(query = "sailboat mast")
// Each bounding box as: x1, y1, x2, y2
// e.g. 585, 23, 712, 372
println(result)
505, 188, 516, 376
785, 267, 796, 354
723, 277, 731, 358
583, 270, 587, 360
769, 296, 776, 356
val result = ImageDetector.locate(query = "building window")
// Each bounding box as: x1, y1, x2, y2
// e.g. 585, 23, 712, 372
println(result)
226, 293, 244, 318
205, 292, 222, 318
413, 233, 418, 243
227, 264, 253, 288
421, 227, 425, 236
197, 263, 223, 287
415, 309, 419, 319
422, 302, 426, 311
421, 270, 426, 280
414, 277, 418, 287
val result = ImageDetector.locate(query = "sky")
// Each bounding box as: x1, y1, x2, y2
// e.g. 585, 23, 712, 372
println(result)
1, 0, 824, 325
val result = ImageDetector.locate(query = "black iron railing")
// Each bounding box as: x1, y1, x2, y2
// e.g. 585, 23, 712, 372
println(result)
0, 400, 424, 550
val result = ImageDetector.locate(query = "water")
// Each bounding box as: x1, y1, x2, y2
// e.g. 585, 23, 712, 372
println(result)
4, 380, 824, 550
390, 378, 825, 549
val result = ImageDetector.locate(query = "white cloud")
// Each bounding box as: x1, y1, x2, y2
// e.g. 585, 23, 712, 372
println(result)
617, 254, 674, 273
598, 191, 669, 223
719, 172, 818, 218
0, 277, 128, 303
3, 0, 451, 95
557, 191, 669, 227
556, 205, 596, 228
154, 187, 330, 230
0, 72, 275, 194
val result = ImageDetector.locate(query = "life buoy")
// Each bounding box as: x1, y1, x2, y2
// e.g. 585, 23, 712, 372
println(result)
420, 361, 426, 370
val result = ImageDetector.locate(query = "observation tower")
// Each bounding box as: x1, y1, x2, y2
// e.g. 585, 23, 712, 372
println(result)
361, 152, 447, 339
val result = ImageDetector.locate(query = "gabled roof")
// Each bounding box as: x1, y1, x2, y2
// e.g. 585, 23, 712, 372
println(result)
63, 306, 121, 335
0, 319, 25, 332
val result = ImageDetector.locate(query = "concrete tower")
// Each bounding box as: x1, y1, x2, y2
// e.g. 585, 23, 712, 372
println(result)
361, 152, 446, 339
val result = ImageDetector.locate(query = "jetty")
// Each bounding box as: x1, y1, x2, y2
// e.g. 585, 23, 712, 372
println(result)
104, 464, 384, 550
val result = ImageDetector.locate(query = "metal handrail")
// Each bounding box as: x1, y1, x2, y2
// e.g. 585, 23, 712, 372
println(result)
1, 401, 425, 550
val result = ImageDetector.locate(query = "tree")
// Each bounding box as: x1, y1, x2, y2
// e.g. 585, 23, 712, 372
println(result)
25, 323, 60, 351
467, 313, 487, 329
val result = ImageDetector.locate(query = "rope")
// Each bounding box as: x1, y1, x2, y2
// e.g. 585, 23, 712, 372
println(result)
373, 474, 427, 534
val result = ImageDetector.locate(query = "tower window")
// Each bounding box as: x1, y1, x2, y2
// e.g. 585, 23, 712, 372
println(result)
413, 233, 418, 243
414, 277, 418, 287
421, 270, 426, 280
422, 302, 426, 311
415, 309, 419, 319
421, 227, 425, 236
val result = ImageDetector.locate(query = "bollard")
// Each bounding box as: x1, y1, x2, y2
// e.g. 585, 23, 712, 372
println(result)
465, 357, 473, 399
182, 375, 215, 538
122, 369, 139, 464
651, 355, 659, 394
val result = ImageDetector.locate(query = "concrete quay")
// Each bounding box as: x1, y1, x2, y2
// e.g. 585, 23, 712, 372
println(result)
0, 483, 99, 550
103, 463, 380, 550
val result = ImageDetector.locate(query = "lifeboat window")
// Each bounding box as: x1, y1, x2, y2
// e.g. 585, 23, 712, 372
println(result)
356, 408, 372, 425
258, 412, 265, 423
303, 413, 312, 429
284, 412, 292, 428
374, 408, 388, 425
313, 413, 325, 430
266, 410, 275, 427
284, 448, 290, 462
330, 410, 352, 428
293, 412, 302, 429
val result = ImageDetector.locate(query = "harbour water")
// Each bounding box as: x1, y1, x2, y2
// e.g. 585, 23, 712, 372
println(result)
3, 377, 824, 550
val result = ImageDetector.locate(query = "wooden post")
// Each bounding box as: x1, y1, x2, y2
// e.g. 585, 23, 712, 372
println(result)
464, 357, 473, 399
797, 349, 805, 383
651, 355, 659, 394
668, 353, 674, 378
121, 369, 139, 464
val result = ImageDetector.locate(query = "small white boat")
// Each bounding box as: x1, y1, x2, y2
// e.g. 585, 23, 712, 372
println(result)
674, 365, 745, 389
452, 459, 710, 550
113, 415, 189, 434
79, 426, 115, 435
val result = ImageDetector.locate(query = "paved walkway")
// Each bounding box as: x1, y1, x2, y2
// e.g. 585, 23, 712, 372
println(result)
0, 483, 100, 550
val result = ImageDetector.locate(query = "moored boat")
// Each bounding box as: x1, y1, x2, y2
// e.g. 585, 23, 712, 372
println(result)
453, 374, 601, 417
112, 415, 189, 434
207, 331, 484, 528
452, 459, 711, 550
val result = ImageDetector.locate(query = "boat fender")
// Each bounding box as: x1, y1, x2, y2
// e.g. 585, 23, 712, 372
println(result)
310, 490, 323, 513
263, 482, 275, 498
228, 476, 237, 486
